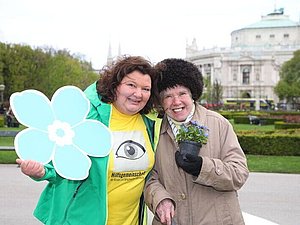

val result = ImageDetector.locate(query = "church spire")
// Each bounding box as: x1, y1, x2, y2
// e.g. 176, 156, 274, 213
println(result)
107, 41, 113, 65
118, 42, 122, 56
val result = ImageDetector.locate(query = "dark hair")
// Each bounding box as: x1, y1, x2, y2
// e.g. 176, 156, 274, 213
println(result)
97, 55, 156, 114
155, 58, 203, 101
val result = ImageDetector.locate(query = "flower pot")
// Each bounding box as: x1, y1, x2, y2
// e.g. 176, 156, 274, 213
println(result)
178, 140, 201, 160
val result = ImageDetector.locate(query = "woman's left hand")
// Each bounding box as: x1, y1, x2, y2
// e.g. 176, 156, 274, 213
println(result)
156, 198, 175, 225
175, 151, 202, 176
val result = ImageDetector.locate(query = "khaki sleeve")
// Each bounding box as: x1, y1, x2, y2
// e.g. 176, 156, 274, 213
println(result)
195, 120, 249, 191
144, 167, 176, 215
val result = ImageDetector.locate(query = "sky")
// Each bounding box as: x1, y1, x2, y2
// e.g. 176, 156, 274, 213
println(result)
0, 0, 299, 70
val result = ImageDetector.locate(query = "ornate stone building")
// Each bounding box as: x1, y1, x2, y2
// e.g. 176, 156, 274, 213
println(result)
186, 8, 300, 108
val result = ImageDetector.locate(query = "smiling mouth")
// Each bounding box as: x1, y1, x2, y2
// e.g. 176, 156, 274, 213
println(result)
129, 98, 141, 104
172, 107, 184, 112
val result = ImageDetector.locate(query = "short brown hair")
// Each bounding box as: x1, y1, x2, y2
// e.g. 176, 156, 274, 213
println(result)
97, 55, 156, 114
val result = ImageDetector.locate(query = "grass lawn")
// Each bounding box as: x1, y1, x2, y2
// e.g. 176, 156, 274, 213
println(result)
0, 136, 15, 146
0, 151, 17, 164
229, 119, 275, 132
234, 124, 275, 132
247, 155, 300, 174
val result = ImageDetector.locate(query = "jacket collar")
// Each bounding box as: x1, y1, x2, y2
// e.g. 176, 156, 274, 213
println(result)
84, 81, 102, 108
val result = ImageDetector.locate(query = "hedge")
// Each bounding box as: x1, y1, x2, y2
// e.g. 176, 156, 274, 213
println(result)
237, 130, 300, 156
233, 116, 283, 125
0, 117, 4, 127
275, 121, 300, 129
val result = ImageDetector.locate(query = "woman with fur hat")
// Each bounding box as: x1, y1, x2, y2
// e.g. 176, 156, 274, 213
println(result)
144, 58, 249, 225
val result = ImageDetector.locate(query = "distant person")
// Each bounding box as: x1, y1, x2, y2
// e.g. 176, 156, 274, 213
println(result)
6, 105, 18, 127
145, 58, 249, 225
0, 103, 5, 114
16, 55, 160, 225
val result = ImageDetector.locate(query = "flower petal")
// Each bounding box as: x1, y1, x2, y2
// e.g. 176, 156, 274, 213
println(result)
72, 120, 112, 157
52, 145, 91, 180
51, 86, 90, 126
10, 90, 55, 130
14, 128, 54, 164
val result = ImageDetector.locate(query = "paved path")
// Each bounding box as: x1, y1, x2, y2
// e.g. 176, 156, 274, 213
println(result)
239, 172, 300, 225
1, 164, 299, 225
0, 164, 45, 225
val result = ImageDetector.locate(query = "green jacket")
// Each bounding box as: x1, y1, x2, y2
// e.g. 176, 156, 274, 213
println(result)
33, 82, 159, 225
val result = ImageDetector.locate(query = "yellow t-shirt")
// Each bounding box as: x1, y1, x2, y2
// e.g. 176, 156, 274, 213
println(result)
107, 105, 155, 225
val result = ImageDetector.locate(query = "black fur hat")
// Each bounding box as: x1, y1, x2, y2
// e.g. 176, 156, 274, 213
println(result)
156, 58, 203, 101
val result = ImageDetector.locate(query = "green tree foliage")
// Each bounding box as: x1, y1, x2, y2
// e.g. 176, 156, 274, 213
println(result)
274, 50, 300, 104
201, 75, 212, 103
211, 79, 223, 104
0, 42, 99, 100
201, 75, 223, 106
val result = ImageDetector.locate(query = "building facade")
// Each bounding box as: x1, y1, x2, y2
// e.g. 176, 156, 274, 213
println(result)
186, 8, 300, 109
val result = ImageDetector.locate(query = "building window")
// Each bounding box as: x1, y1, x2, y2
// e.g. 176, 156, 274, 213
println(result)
233, 73, 237, 81
204, 64, 211, 75
270, 34, 275, 38
256, 73, 260, 81
284, 34, 289, 38
242, 67, 250, 84
256, 35, 261, 39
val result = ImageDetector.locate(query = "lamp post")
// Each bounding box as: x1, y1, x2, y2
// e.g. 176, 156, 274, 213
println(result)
0, 84, 5, 105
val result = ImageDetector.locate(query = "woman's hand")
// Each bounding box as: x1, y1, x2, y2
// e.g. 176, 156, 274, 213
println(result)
156, 198, 175, 225
16, 159, 45, 179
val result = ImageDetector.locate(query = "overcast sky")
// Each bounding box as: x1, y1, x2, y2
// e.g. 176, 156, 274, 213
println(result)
0, 0, 299, 69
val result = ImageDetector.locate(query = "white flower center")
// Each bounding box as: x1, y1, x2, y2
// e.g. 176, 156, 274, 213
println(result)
48, 120, 75, 146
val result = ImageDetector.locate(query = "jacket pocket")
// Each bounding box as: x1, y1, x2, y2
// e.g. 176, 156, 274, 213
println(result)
63, 181, 106, 225
214, 193, 234, 225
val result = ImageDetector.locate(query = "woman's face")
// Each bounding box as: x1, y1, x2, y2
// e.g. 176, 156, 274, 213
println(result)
161, 85, 194, 122
114, 71, 151, 115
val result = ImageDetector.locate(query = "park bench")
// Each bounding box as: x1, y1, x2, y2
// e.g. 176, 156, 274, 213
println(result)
248, 115, 260, 125
248, 115, 267, 126
0, 130, 19, 151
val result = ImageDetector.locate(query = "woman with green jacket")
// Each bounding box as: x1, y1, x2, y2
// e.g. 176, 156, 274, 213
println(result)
16, 56, 160, 225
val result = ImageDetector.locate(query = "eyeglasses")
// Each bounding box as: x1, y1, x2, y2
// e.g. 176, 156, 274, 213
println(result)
162, 91, 191, 101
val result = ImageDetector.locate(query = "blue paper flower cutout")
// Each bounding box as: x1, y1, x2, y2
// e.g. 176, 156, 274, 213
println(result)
10, 86, 112, 180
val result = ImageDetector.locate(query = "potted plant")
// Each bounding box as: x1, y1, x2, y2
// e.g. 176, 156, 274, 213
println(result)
176, 120, 209, 160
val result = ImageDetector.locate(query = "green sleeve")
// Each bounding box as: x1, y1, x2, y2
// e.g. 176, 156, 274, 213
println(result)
32, 163, 57, 183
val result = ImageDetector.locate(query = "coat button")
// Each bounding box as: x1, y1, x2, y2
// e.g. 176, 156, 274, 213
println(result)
216, 167, 223, 175
180, 193, 186, 200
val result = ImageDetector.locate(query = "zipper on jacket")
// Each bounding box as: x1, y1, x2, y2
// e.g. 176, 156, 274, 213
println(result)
73, 180, 85, 197
62, 180, 87, 223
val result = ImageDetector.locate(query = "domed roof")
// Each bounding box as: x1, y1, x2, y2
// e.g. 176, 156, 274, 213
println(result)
243, 8, 299, 29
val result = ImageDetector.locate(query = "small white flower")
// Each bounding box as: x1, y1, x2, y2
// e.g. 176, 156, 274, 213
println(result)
48, 120, 75, 146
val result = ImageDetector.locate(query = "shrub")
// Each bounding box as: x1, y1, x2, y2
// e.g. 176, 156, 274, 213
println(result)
275, 121, 300, 129
233, 116, 250, 124
0, 117, 4, 127
238, 130, 300, 156
259, 118, 283, 125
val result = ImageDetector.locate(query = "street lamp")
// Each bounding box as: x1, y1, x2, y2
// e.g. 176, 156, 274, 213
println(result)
0, 84, 5, 105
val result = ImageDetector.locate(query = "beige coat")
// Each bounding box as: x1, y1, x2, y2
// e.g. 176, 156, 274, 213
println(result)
145, 104, 249, 225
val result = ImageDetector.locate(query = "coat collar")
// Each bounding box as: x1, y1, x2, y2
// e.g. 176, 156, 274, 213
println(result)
84, 81, 102, 108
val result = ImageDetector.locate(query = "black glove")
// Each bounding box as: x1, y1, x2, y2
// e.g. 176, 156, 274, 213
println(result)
175, 151, 202, 176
